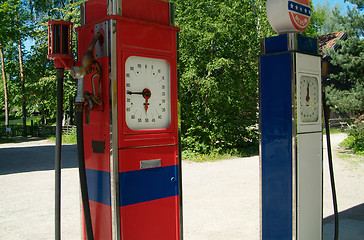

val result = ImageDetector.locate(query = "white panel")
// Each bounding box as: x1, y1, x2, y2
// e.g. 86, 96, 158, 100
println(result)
296, 53, 322, 134
125, 56, 171, 130
296, 53, 321, 75
297, 132, 322, 240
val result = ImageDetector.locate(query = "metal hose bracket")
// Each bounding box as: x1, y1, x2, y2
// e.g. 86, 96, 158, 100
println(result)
75, 76, 85, 105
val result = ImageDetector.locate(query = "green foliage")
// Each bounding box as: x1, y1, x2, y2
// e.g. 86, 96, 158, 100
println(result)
174, 0, 267, 154
324, 0, 364, 118
341, 123, 364, 155
24, 0, 82, 120
327, 0, 364, 155
182, 150, 234, 162
0, 0, 22, 42
0, 0, 83, 124
314, 2, 344, 35
4, 115, 42, 125
303, 0, 327, 37
326, 83, 363, 116
49, 126, 77, 144
63, 127, 77, 144
182, 140, 258, 162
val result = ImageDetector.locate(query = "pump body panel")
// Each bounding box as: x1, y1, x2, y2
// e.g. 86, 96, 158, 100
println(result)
259, 34, 322, 240
76, 0, 181, 239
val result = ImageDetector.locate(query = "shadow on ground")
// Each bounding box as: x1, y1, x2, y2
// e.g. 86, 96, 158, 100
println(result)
0, 144, 78, 175
323, 203, 364, 240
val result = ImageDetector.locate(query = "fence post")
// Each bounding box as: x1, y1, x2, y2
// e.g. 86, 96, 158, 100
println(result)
31, 120, 34, 137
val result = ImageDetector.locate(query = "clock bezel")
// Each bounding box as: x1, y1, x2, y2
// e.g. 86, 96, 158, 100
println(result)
297, 74, 320, 124
296, 72, 322, 133
120, 51, 177, 135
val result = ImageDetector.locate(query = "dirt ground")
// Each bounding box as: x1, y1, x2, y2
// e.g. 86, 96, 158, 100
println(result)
0, 133, 363, 239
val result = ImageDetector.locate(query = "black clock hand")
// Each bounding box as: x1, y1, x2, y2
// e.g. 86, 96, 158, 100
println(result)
127, 89, 152, 113
127, 90, 143, 95
127, 89, 151, 98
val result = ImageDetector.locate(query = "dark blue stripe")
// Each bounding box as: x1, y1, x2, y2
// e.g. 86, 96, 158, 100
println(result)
288, 1, 311, 17
119, 165, 179, 207
264, 34, 288, 54
86, 168, 111, 206
260, 53, 293, 239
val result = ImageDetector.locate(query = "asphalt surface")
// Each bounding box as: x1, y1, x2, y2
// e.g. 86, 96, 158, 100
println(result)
0, 133, 363, 240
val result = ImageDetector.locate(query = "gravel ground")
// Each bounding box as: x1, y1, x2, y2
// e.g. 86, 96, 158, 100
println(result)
0, 133, 363, 240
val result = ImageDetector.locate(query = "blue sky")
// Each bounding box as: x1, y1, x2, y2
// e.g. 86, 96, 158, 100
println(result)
312, 0, 353, 9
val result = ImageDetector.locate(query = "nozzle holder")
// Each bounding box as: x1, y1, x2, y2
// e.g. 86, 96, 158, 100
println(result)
47, 20, 74, 69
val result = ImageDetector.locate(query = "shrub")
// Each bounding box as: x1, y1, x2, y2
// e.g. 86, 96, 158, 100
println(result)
341, 122, 364, 155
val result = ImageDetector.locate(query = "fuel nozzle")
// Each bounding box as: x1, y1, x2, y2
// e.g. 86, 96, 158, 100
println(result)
72, 32, 103, 111
70, 32, 103, 81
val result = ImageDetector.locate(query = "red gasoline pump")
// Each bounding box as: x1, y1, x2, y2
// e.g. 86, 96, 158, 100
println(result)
48, 1, 182, 239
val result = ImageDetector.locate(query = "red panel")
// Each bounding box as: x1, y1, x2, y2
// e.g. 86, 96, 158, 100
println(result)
82, 201, 112, 240
119, 145, 178, 173
122, 0, 170, 25
119, 21, 175, 52
83, 56, 110, 172
120, 196, 180, 240
77, 25, 96, 66
85, 0, 107, 25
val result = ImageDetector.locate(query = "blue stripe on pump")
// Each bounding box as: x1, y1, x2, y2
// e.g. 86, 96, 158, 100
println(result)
119, 165, 179, 207
260, 53, 293, 239
86, 168, 111, 206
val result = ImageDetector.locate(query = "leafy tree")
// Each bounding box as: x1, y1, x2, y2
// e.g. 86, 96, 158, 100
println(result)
314, 2, 344, 35
18, 0, 82, 124
325, 0, 364, 118
0, 0, 20, 126
303, 0, 327, 37
174, 0, 270, 154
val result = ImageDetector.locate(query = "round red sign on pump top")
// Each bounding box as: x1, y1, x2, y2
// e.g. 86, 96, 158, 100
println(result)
267, 0, 311, 34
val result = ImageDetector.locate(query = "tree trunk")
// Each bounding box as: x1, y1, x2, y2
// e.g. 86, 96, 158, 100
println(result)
18, 39, 26, 137
0, 43, 9, 127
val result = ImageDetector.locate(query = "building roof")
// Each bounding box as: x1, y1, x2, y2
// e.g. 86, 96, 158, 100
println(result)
316, 31, 347, 58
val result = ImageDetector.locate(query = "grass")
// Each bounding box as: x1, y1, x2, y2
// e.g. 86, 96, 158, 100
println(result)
339, 126, 364, 156
323, 127, 346, 135
340, 137, 364, 156
182, 143, 259, 162
7, 116, 42, 125
182, 151, 236, 162
182, 128, 352, 163
337, 151, 364, 170
48, 127, 77, 144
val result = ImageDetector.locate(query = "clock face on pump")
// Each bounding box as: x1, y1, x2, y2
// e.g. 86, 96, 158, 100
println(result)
299, 75, 319, 123
124, 56, 171, 130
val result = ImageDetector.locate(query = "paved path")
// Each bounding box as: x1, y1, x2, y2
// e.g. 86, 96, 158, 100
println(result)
0, 134, 363, 239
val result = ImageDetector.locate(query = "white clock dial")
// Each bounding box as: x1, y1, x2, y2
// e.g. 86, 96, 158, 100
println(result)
125, 56, 171, 130
299, 75, 319, 123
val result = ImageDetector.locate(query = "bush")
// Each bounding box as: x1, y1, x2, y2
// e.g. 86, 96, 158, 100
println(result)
341, 122, 364, 155
62, 127, 77, 144
175, 0, 266, 154
49, 126, 77, 144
